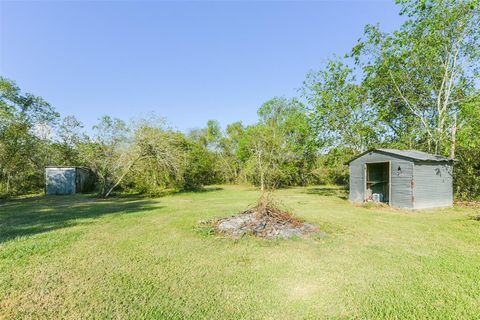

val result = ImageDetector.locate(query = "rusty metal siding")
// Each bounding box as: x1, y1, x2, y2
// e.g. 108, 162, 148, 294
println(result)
413, 163, 453, 209
349, 151, 414, 209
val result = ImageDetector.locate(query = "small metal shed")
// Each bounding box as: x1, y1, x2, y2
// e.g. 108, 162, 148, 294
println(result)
45, 166, 95, 195
347, 149, 454, 209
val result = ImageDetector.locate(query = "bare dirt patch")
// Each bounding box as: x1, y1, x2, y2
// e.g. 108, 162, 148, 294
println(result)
209, 194, 318, 239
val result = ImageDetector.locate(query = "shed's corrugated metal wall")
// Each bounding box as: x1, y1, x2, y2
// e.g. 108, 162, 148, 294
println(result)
349, 151, 414, 209
413, 163, 453, 209
45, 168, 76, 195
349, 161, 364, 203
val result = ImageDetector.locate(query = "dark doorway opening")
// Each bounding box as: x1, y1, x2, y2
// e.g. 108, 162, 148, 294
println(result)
365, 162, 390, 204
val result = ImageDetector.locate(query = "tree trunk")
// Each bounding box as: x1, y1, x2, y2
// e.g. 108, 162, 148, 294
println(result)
100, 179, 106, 197
260, 171, 265, 192
6, 174, 10, 194
104, 157, 140, 198
450, 114, 457, 159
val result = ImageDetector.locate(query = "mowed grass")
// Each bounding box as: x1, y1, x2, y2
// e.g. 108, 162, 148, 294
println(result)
1, 185, 479, 319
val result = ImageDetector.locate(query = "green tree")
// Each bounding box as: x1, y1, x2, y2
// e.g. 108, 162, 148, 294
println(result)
98, 117, 218, 197
0, 77, 59, 196
79, 116, 130, 197
302, 58, 380, 152
352, 0, 480, 155
128, 125, 186, 195
453, 92, 480, 199
53, 115, 85, 165
242, 97, 317, 190
218, 121, 245, 183
243, 124, 281, 191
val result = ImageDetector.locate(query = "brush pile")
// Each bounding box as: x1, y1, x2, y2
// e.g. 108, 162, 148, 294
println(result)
212, 194, 317, 239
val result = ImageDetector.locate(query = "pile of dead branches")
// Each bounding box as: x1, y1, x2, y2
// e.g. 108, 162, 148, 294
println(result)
211, 193, 318, 239
249, 193, 303, 223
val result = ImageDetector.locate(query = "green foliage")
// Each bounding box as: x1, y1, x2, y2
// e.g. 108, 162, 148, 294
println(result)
303, 58, 381, 152
105, 123, 218, 196
313, 147, 356, 185
304, 0, 480, 195
1, 1, 479, 199
0, 77, 60, 197
127, 126, 184, 195
78, 116, 130, 196
51, 115, 85, 165
241, 97, 317, 190
351, 0, 480, 154
182, 139, 219, 190
454, 145, 480, 200
217, 121, 244, 183
454, 94, 480, 199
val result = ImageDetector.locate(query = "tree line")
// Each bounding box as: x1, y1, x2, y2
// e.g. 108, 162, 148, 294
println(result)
1, 0, 479, 199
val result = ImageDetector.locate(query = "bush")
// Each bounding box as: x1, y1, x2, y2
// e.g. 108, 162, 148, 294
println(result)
454, 146, 480, 200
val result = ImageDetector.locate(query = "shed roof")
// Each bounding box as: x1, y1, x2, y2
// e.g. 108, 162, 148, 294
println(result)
45, 166, 91, 170
347, 148, 454, 164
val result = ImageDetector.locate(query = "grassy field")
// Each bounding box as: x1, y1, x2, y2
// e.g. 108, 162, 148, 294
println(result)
1, 185, 479, 319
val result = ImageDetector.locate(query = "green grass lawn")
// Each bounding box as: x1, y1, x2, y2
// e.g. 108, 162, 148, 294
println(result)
1, 185, 479, 319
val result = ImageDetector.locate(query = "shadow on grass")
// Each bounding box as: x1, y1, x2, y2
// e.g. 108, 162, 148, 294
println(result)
127, 186, 225, 198
304, 186, 348, 200
469, 214, 480, 221
0, 194, 160, 243
188, 186, 224, 193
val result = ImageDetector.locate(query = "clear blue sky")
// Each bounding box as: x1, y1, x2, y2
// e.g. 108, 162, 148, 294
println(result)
1, 1, 403, 132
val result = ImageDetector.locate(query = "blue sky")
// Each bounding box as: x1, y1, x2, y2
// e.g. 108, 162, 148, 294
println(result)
1, 1, 403, 132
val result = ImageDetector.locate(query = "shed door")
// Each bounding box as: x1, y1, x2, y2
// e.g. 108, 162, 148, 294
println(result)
365, 162, 390, 203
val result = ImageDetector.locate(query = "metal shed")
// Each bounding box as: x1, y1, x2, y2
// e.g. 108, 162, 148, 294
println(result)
45, 166, 95, 195
347, 149, 454, 209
